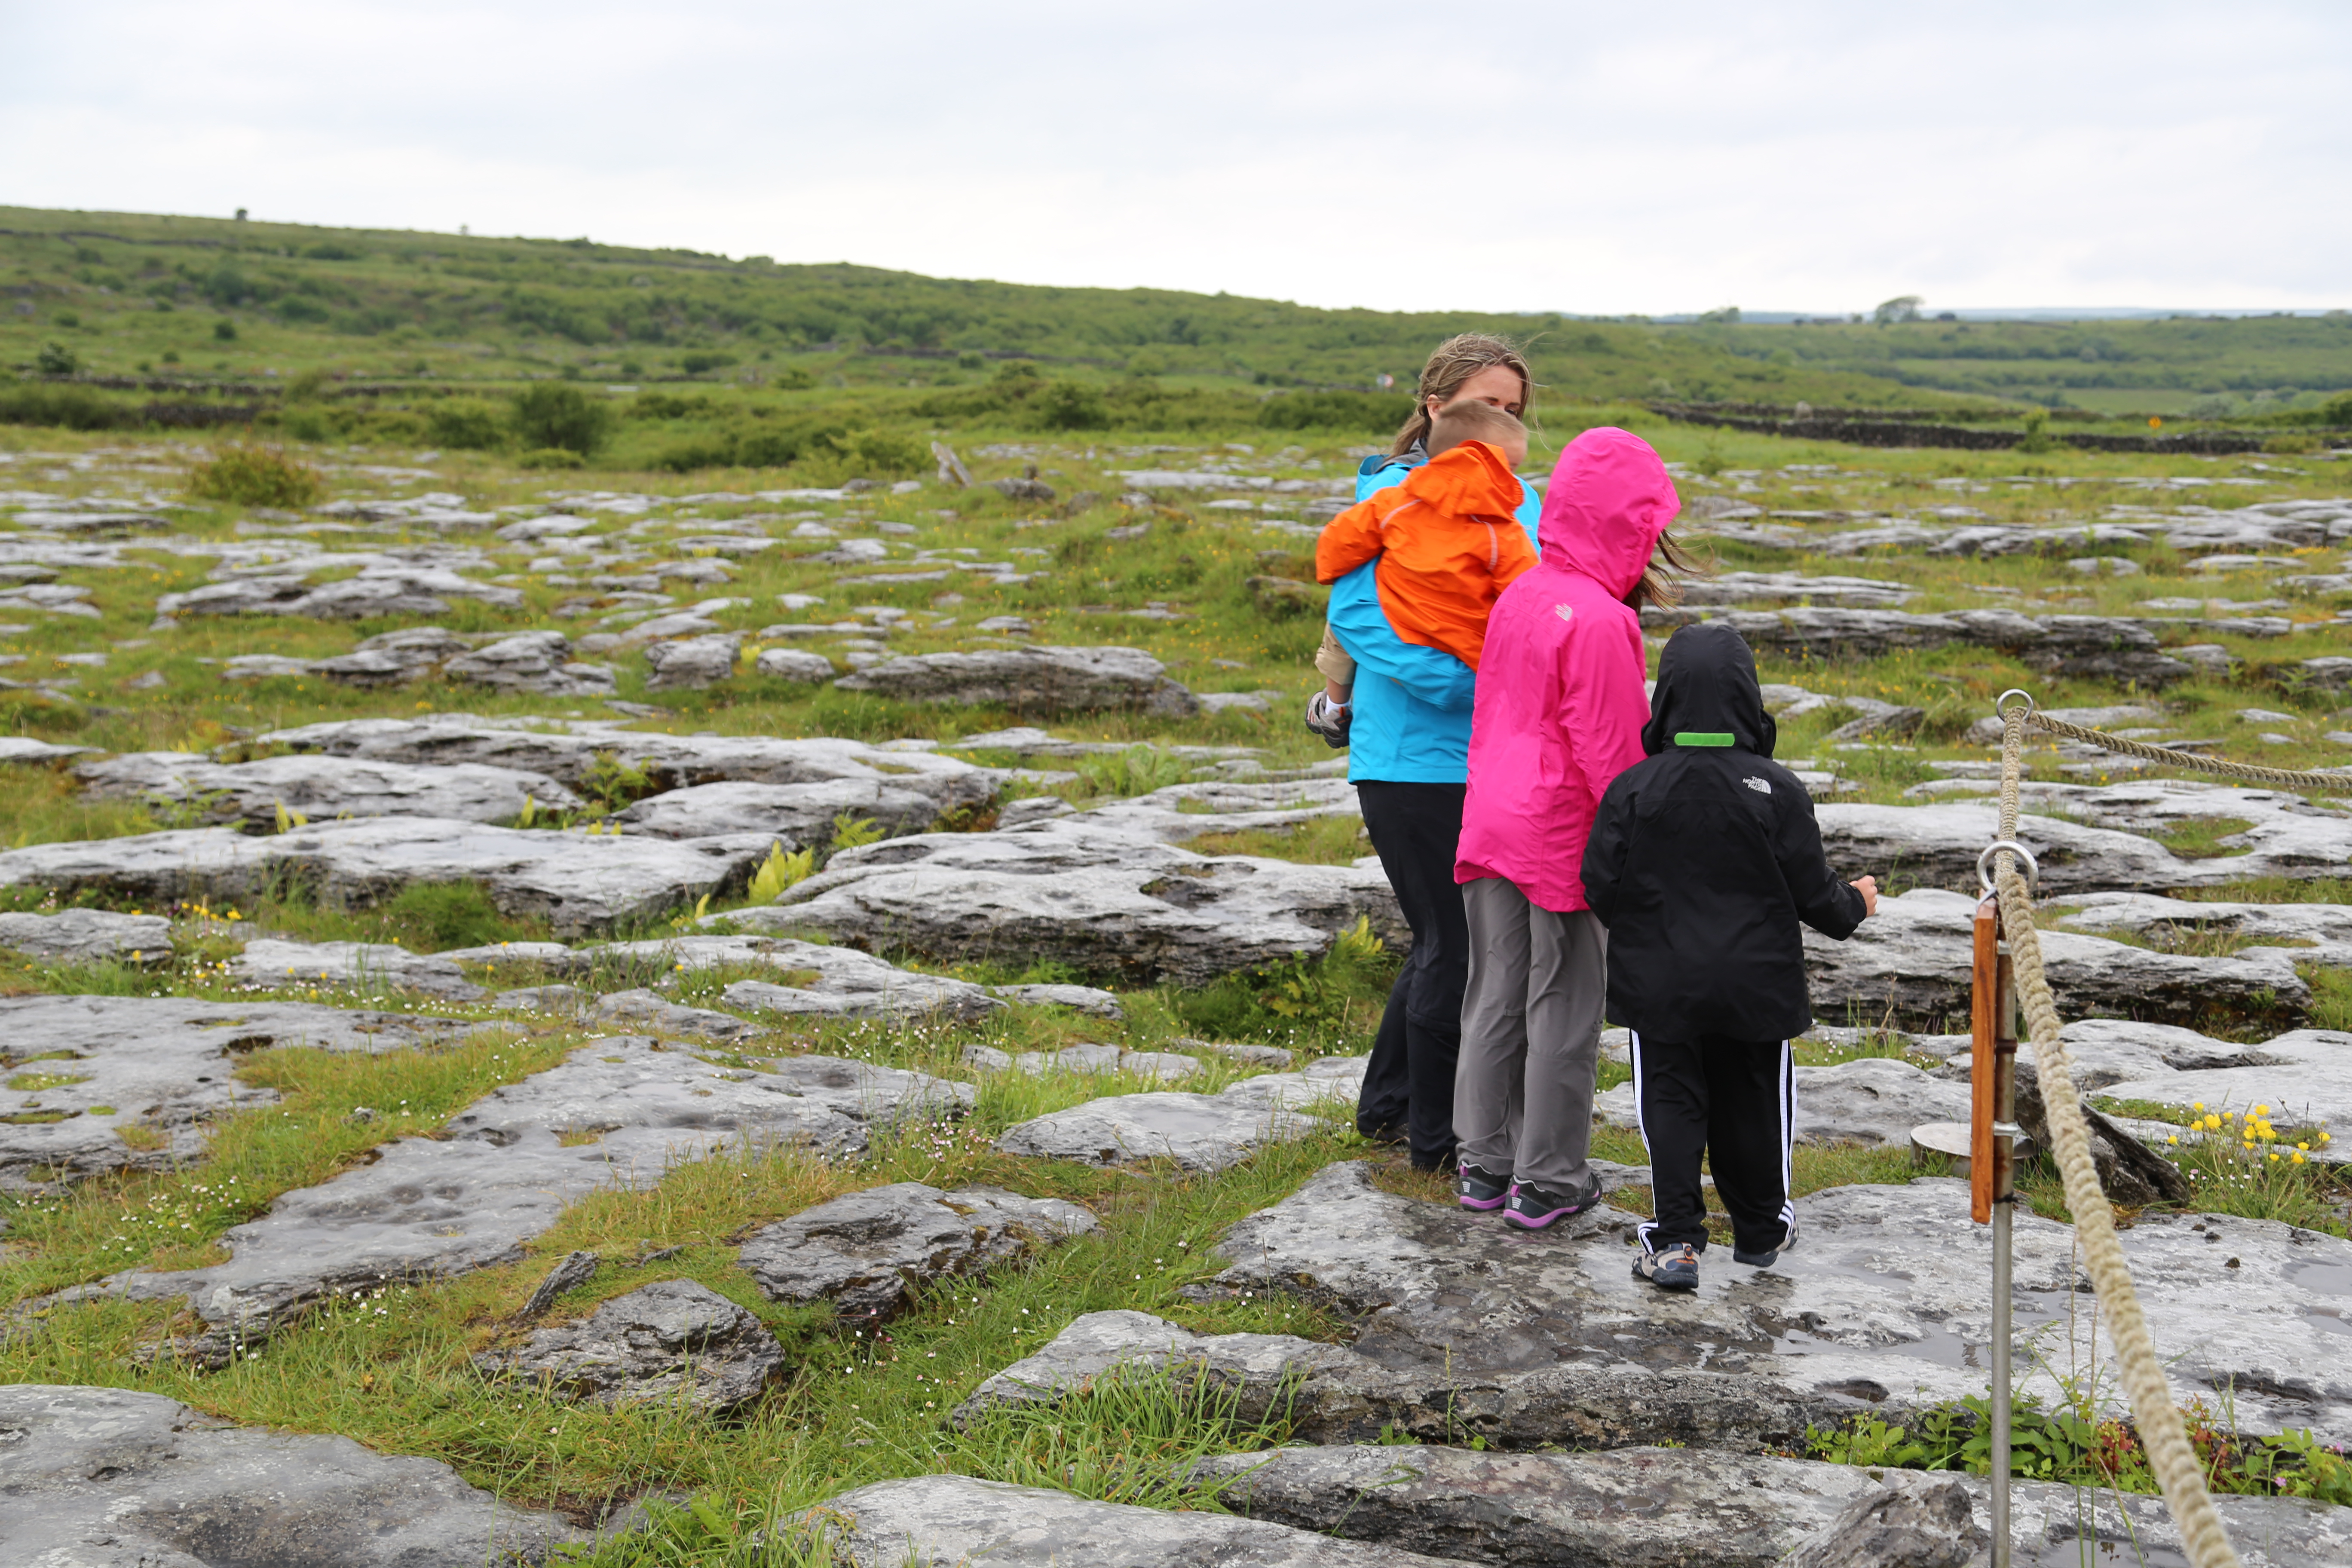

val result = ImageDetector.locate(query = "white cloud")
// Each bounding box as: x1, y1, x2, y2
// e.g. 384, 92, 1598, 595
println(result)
5, 0, 2346, 313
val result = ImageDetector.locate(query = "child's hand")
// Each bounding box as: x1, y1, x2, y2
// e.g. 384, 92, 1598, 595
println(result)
1851, 875, 1879, 917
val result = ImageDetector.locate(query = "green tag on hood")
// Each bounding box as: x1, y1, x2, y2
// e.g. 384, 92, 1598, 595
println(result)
1674, 732, 1735, 747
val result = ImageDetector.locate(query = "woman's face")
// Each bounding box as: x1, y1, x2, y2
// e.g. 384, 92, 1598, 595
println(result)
1427, 363, 1526, 422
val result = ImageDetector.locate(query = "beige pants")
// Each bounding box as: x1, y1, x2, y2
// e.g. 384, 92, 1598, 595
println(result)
1314, 624, 1357, 691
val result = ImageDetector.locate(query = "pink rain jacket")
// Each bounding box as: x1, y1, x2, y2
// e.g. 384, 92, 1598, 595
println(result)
1454, 427, 1679, 911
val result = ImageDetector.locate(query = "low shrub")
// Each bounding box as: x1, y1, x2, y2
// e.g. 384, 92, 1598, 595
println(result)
1258, 388, 1415, 433
426, 398, 508, 450
186, 445, 326, 508
510, 383, 613, 455
0, 383, 129, 431
518, 447, 586, 469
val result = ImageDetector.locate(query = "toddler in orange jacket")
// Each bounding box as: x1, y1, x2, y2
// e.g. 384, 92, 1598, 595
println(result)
1311, 402, 1537, 726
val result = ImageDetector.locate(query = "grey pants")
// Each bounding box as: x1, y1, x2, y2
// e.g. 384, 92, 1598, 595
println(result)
1453, 875, 1607, 1192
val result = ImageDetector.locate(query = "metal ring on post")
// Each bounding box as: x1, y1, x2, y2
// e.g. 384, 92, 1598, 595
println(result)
1995, 688, 2037, 723
1977, 839, 2040, 899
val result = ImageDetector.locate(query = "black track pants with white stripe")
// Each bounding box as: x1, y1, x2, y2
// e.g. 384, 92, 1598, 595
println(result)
1629, 1032, 1794, 1256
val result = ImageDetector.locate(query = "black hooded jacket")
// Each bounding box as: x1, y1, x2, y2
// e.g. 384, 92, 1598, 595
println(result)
1579, 623, 1867, 1041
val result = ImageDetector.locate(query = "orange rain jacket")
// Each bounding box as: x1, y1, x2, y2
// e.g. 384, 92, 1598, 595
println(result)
1313, 440, 1538, 671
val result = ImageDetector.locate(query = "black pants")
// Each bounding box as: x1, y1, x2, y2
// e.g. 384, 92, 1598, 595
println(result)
1354, 781, 1469, 1170
1630, 1032, 1794, 1255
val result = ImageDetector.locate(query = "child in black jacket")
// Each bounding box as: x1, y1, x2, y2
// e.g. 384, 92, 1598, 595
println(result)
1580, 623, 1877, 1292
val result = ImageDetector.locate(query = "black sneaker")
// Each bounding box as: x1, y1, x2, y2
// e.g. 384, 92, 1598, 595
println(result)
1632, 1241, 1700, 1291
1457, 1162, 1512, 1212
1502, 1173, 1603, 1231
1733, 1213, 1798, 1268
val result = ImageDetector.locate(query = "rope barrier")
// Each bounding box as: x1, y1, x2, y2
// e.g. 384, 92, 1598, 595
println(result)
1992, 699, 2242, 1568
2019, 706, 2352, 794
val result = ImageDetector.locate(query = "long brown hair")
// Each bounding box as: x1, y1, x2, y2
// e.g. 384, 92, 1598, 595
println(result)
1389, 333, 1535, 458
1627, 529, 1701, 613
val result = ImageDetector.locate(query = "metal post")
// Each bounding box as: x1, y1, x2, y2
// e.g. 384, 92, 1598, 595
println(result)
1989, 946, 2019, 1568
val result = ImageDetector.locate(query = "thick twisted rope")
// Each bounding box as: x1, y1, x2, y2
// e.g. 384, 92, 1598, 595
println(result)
2024, 711, 2352, 793
1995, 706, 2242, 1568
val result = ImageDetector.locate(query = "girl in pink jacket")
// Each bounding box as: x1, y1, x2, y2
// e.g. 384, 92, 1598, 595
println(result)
1452, 426, 1684, 1228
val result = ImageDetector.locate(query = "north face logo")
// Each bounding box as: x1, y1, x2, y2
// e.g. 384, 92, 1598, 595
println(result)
1743, 776, 1772, 795
1554, 604, 1574, 622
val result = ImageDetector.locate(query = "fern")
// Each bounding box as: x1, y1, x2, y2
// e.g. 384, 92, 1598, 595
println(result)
748, 841, 816, 903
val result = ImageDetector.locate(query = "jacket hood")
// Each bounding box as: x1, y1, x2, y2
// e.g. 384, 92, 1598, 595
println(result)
1400, 440, 1525, 516
1537, 427, 1679, 598
1641, 622, 1776, 756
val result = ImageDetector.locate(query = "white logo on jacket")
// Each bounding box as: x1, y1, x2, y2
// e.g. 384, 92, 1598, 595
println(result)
1743, 776, 1772, 794
1554, 604, 1574, 622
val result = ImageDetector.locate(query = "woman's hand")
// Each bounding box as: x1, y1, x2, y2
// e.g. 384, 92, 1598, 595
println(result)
1850, 875, 1879, 917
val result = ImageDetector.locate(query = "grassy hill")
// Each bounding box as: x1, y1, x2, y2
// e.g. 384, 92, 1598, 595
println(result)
3, 205, 2346, 475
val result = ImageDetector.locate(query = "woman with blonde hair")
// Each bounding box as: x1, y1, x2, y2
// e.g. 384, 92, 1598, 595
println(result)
1323, 333, 1546, 1170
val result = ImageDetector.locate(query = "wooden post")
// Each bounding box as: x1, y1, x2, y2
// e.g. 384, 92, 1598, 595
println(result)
1971, 897, 1999, 1222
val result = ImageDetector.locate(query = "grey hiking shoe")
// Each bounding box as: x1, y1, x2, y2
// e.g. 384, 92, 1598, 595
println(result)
1733, 1213, 1798, 1268
1303, 691, 1352, 749
1502, 1173, 1603, 1231
1632, 1241, 1700, 1292
1457, 1162, 1512, 1212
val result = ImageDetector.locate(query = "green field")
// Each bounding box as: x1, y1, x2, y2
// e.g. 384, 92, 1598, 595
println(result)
3, 205, 2352, 1559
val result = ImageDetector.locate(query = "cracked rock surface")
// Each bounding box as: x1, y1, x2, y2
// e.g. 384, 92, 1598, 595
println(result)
74, 750, 586, 827
994, 1058, 1365, 1172
1195, 1161, 2352, 1445
229, 937, 487, 1000
745, 817, 1402, 986
614, 777, 946, 841
0, 1383, 585, 1565
0, 906, 171, 964
1189, 1443, 2352, 1568
832, 645, 1199, 717
818, 1473, 1451, 1568
1805, 887, 2307, 1029
740, 1182, 1097, 1317
259, 716, 1005, 812
0, 816, 771, 937
0, 995, 469, 1192
101, 1039, 971, 1336
473, 1278, 787, 1414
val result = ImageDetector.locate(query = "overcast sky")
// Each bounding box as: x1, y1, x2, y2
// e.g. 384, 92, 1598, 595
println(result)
6, 1, 2346, 316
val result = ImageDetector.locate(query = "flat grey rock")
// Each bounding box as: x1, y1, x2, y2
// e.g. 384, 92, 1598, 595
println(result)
1666, 607, 2194, 686
988, 982, 1124, 1017
472, 1278, 786, 1414
1596, 1055, 1969, 1145
963, 1042, 1203, 1081
158, 563, 523, 620
818, 1474, 1452, 1568
0, 1383, 584, 1565
0, 736, 95, 763
744, 817, 1402, 986
1821, 782, 2352, 893
834, 645, 1199, 717
230, 938, 487, 1001
1677, 571, 1918, 609
99, 1039, 971, 1339
258, 717, 1004, 815
443, 629, 616, 695
1192, 1444, 2352, 1568
2052, 889, 2352, 965
0, 995, 467, 1193
0, 906, 170, 965
1807, 888, 2306, 1030
645, 631, 743, 690
1077, 778, 1362, 844
447, 931, 1002, 1021
1191, 1161, 2352, 1445
755, 646, 836, 681
594, 986, 757, 1039
1180, 1038, 1295, 1068
995, 1063, 1360, 1170
739, 1182, 1097, 1317
74, 752, 584, 828
308, 625, 472, 687
614, 778, 943, 842
0, 817, 767, 937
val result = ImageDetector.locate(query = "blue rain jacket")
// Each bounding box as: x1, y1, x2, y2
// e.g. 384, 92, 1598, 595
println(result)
1327, 449, 1544, 783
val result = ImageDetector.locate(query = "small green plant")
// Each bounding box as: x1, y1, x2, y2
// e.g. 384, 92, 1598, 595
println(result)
186, 445, 327, 508
829, 813, 884, 852
518, 446, 586, 470
272, 800, 308, 834
581, 753, 658, 813
35, 342, 78, 376
377, 881, 508, 951
747, 842, 817, 903
1074, 747, 1188, 799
